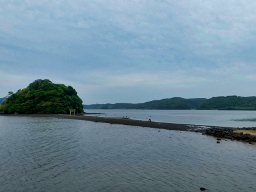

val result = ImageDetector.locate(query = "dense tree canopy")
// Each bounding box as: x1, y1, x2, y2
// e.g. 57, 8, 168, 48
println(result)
84, 98, 206, 110
84, 96, 256, 110
0, 79, 84, 114
198, 96, 256, 110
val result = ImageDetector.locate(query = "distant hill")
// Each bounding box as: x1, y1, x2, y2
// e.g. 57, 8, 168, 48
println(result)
84, 97, 206, 110
198, 96, 256, 110
84, 96, 256, 110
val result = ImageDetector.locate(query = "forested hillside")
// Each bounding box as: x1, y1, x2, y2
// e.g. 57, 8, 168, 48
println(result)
0, 79, 83, 114
84, 96, 256, 110
84, 98, 206, 110
198, 96, 256, 110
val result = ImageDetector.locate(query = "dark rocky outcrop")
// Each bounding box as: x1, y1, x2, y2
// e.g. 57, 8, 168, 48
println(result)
205, 128, 256, 144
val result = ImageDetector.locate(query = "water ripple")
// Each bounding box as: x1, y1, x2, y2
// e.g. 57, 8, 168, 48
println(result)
0, 116, 256, 191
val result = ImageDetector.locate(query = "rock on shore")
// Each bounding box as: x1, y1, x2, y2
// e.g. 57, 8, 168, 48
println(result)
205, 128, 256, 144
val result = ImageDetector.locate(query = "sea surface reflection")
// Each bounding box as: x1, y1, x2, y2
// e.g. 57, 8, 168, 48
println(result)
0, 116, 256, 191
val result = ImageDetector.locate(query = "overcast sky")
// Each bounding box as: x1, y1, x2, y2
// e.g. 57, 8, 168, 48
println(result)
1, 0, 256, 104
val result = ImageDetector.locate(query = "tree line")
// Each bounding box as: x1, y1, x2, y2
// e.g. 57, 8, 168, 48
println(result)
84, 98, 206, 110
84, 96, 256, 110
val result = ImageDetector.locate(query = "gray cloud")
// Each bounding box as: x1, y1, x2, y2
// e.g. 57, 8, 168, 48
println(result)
1, 0, 256, 103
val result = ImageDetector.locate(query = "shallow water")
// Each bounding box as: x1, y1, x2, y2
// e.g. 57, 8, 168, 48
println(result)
0, 116, 256, 192
85, 109, 256, 127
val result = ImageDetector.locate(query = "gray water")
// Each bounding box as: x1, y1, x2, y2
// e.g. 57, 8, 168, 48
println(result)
0, 116, 256, 192
84, 109, 256, 127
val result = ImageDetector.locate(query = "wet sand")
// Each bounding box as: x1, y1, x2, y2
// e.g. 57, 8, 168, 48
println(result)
233, 129, 256, 136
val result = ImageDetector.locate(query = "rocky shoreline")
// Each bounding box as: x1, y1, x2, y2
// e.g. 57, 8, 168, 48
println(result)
0, 113, 206, 131
1, 113, 256, 144
205, 127, 256, 144
39, 115, 256, 145
55, 114, 192, 131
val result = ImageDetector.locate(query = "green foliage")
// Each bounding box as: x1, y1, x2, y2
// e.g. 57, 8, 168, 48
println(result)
198, 96, 256, 110
0, 79, 84, 114
137, 97, 191, 109
83, 98, 206, 110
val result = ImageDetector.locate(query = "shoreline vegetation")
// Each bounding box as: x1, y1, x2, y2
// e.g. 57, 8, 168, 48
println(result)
1, 113, 256, 145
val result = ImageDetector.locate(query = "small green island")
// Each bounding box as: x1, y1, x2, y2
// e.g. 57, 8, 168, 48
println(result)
0, 79, 84, 114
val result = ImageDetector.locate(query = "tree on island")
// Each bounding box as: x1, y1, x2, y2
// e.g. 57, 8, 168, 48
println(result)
0, 79, 84, 114
7, 91, 14, 97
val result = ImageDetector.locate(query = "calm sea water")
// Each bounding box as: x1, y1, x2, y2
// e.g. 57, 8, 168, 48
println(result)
84, 109, 256, 128
0, 115, 256, 192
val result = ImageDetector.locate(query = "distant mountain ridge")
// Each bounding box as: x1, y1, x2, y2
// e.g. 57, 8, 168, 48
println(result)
84, 96, 256, 110
198, 96, 256, 110
84, 97, 206, 110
